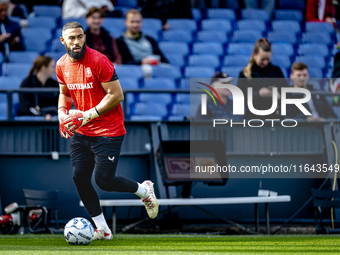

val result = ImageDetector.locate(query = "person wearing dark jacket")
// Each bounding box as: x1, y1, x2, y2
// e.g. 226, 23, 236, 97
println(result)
85, 7, 122, 64
237, 38, 288, 120
288, 62, 337, 121
0, 0, 24, 61
116, 9, 168, 65
17, 56, 59, 120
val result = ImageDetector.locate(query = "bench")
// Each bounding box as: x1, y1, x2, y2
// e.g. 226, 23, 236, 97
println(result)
80, 195, 291, 234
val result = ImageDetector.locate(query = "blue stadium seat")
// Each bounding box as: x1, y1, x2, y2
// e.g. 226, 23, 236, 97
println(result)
221, 66, 243, 78
302, 32, 332, 46
107, 27, 124, 39
130, 115, 163, 121
278, 0, 306, 10
188, 55, 220, 69
164, 54, 185, 67
162, 30, 193, 43
142, 18, 162, 31
303, 68, 325, 80
232, 30, 262, 43
152, 65, 182, 79
206, 8, 236, 21
295, 56, 326, 70
175, 93, 190, 103
45, 51, 65, 62
191, 8, 202, 21
14, 116, 48, 121
142, 29, 160, 41
115, 0, 138, 7
271, 43, 295, 58
280, 67, 288, 78
184, 66, 215, 78
168, 115, 186, 121
102, 18, 125, 32
138, 93, 173, 104
168, 19, 197, 31
51, 38, 65, 52
179, 78, 190, 89
298, 44, 329, 57
119, 78, 140, 89
267, 31, 297, 45
62, 18, 87, 30
192, 42, 224, 56
144, 78, 176, 89
271, 20, 301, 34
227, 43, 253, 56
115, 65, 144, 80
2, 63, 31, 79
158, 42, 189, 56
271, 55, 291, 69
28, 17, 57, 29
55, 28, 62, 38
0, 77, 22, 89
22, 28, 52, 53
237, 20, 266, 33
274, 10, 303, 22
171, 103, 190, 116
0, 103, 7, 119
9, 51, 39, 63
197, 31, 228, 44
224, 55, 249, 67
241, 9, 270, 21
306, 22, 335, 34
201, 19, 233, 33
33, 5, 61, 18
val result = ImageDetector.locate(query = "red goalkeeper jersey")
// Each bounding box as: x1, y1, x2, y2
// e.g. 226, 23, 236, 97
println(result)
56, 46, 126, 137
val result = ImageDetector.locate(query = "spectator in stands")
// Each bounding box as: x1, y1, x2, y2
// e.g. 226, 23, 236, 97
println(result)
288, 62, 337, 121
8, 0, 28, 27
196, 71, 243, 120
18, 56, 59, 120
306, 0, 336, 27
116, 9, 168, 66
62, 0, 114, 19
237, 38, 287, 120
141, 0, 192, 30
243, 0, 275, 18
85, 7, 122, 64
0, 0, 24, 61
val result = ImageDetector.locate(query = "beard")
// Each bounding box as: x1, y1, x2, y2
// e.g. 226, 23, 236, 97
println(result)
65, 44, 86, 60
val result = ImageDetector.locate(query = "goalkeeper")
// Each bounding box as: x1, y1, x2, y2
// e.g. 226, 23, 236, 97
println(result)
56, 22, 158, 240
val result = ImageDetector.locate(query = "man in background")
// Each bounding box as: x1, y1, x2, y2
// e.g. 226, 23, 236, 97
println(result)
289, 62, 337, 121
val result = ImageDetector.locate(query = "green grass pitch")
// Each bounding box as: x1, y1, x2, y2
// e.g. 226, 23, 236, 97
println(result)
0, 234, 340, 254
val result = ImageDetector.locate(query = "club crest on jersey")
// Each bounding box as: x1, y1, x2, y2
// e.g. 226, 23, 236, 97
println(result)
85, 67, 92, 78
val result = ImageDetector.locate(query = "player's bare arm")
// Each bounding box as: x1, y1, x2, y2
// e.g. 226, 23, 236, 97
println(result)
96, 79, 124, 115
58, 83, 73, 138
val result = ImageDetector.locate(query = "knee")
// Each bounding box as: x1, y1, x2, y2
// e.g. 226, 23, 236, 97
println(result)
95, 171, 112, 191
72, 164, 91, 185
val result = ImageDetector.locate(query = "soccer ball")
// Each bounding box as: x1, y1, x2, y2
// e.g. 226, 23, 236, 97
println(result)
64, 217, 94, 245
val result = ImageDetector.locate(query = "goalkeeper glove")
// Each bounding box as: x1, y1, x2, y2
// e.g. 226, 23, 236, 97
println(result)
58, 107, 74, 139
64, 107, 100, 133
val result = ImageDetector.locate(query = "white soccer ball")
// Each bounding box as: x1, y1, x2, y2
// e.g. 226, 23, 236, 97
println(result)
64, 217, 94, 245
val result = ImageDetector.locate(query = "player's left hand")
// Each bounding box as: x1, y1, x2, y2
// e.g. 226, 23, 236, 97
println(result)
64, 108, 100, 132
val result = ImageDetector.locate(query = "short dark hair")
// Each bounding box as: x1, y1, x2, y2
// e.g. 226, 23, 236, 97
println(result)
86, 7, 105, 18
291, 62, 308, 73
62, 21, 84, 34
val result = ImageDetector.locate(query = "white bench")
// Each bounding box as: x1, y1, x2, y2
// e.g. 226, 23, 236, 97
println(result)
80, 195, 291, 234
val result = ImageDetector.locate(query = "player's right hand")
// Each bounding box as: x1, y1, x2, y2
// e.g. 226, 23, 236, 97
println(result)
58, 107, 74, 139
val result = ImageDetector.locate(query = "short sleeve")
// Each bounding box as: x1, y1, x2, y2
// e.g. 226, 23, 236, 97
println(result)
97, 56, 115, 83
56, 63, 66, 85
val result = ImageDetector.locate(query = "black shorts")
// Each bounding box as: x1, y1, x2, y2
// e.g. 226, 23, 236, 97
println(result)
70, 133, 124, 168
